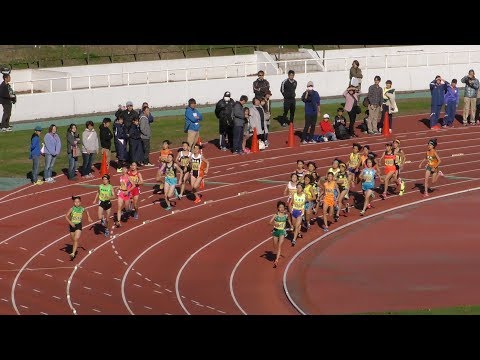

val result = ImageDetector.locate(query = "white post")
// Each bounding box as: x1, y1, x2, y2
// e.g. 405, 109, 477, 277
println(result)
30, 82, 33, 94
385, 54, 388, 69
88, 75, 91, 89
166, 70, 169, 83
69, 76, 72, 90
426, 54, 429, 67
185, 69, 188, 82
304, 60, 307, 74
146, 72, 149, 85
50, 79, 53, 92
205, 68, 208, 80
107, 74, 111, 88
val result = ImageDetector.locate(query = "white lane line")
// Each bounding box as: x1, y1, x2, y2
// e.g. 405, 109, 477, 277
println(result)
123, 261, 128, 266
83, 286, 91, 290
52, 295, 61, 300
92, 308, 101, 313
56, 259, 64, 263
240, 164, 249, 167
113, 277, 121, 281
165, 288, 172, 293
114, 250, 119, 254
73, 302, 80, 306
206, 305, 215, 310
154, 290, 163, 294
19, 247, 27, 251
136, 272, 142, 277
7, 261, 14, 265
20, 305, 28, 309
104, 292, 112, 297
217, 310, 226, 314
44, 273, 53, 277
213, 171, 221, 174
39, 253, 45, 256
154, 283, 161, 287
195, 303, 204, 308
226, 167, 234, 170
144, 277, 151, 282
133, 283, 142, 288
92, 271, 102, 275
144, 305, 152, 310
16, 283, 21, 287
1, 298, 8, 302
40, 312, 48, 315
33, 289, 41, 293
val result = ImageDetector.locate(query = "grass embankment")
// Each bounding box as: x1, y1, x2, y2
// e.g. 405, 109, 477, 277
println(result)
0, 97, 430, 178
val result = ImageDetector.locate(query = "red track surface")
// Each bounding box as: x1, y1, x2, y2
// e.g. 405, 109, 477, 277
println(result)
1, 114, 479, 315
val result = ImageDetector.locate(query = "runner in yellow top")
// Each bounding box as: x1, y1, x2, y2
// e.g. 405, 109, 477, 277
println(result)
65, 196, 93, 260
336, 162, 350, 219
303, 175, 317, 231
92, 174, 116, 237
288, 183, 306, 246
269, 201, 288, 268
321, 172, 339, 232
393, 139, 406, 195
418, 138, 444, 197
347, 143, 362, 189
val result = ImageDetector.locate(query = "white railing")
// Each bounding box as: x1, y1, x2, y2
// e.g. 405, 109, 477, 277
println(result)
11, 50, 480, 94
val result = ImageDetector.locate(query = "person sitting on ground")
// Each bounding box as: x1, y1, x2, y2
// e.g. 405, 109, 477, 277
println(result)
318, 114, 337, 142
333, 108, 349, 140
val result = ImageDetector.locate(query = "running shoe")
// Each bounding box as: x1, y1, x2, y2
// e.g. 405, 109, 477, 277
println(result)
322, 226, 329, 232
423, 192, 429, 198
101, 218, 106, 226
117, 168, 123, 173
399, 181, 405, 196
134, 212, 139, 220
194, 197, 201, 204
174, 188, 181, 199
165, 206, 172, 211
291, 239, 296, 247
360, 210, 365, 216
104, 229, 110, 237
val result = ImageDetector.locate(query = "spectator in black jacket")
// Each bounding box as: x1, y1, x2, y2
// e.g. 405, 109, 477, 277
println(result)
99, 117, 113, 171
115, 101, 138, 132
253, 71, 270, 98
214, 91, 235, 151
0, 73, 16, 132
114, 116, 127, 172
128, 117, 144, 165
280, 70, 297, 126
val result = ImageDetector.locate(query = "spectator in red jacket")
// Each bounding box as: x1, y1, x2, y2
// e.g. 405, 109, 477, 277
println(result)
319, 114, 337, 142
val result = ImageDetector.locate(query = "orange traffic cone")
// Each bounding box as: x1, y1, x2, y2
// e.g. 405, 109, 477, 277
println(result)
100, 151, 108, 177
287, 122, 296, 147
251, 128, 259, 153
382, 111, 390, 137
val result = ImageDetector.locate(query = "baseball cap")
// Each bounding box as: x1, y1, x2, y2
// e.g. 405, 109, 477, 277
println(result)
126, 101, 133, 106
323, 114, 330, 119
224, 91, 231, 97
34, 125, 42, 131
307, 81, 314, 87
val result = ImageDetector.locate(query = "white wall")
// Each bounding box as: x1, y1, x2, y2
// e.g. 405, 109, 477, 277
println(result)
10, 45, 480, 122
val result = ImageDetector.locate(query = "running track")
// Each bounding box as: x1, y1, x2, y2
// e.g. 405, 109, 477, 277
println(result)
1, 114, 479, 315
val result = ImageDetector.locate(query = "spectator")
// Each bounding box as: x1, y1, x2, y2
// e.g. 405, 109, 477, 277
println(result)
319, 114, 337, 142
139, 106, 153, 166
429, 75, 448, 129
214, 91, 235, 151
444, 79, 459, 128
0, 73, 16, 132
366, 75, 383, 134
114, 116, 127, 172
280, 70, 297, 126
343, 85, 360, 137
115, 100, 138, 132
232, 95, 248, 154
242, 107, 252, 153
66, 124, 80, 180
333, 108, 349, 140
253, 70, 270, 98
250, 97, 268, 146
81, 120, 98, 178
184, 98, 203, 151
129, 117, 144, 164
461, 69, 479, 125
260, 95, 271, 147
138, 102, 154, 124
379, 80, 397, 133
99, 117, 113, 170
301, 81, 321, 144
43, 124, 61, 183
30, 125, 43, 185
349, 60, 363, 92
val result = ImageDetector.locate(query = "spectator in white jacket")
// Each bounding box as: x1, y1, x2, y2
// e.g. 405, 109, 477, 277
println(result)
81, 120, 99, 178
249, 97, 268, 145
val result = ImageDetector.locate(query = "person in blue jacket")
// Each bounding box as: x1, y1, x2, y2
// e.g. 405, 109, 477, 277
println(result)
443, 79, 460, 128
184, 98, 203, 151
429, 75, 448, 128
30, 125, 44, 185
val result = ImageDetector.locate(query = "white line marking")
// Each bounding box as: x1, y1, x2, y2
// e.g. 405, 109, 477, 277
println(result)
7, 261, 14, 265
33, 289, 41, 293
165, 312, 172, 315
217, 310, 226, 314
16, 283, 21, 287
1, 298, 8, 302
92, 271, 102, 275
40, 312, 48, 315
73, 302, 80, 306
19, 247, 27, 251
136, 272, 142, 277
20, 305, 28, 309
118, 256, 123, 260
52, 295, 61, 300
133, 283, 142, 288
113, 277, 121, 281
39, 253, 45, 256
226, 167, 234, 170
213, 171, 221, 174
195, 303, 204, 307
92, 308, 101, 313
206, 305, 215, 310
154, 283, 161, 287
165, 288, 172, 293
103, 292, 112, 297
114, 250, 119, 254
44, 273, 52, 277
154, 290, 163, 294
56, 259, 64, 263
283, 186, 480, 315
83, 286, 91, 290
144, 277, 151, 282
144, 305, 152, 310
240, 164, 249, 167
123, 261, 128, 266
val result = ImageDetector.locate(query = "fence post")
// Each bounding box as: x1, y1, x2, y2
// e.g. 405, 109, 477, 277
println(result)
385, 54, 388, 69
31, 82, 34, 94
205, 68, 208, 80
166, 70, 169, 83
185, 69, 188, 82
50, 79, 53, 92
225, 66, 228, 79
69, 76, 72, 90
304, 60, 307, 74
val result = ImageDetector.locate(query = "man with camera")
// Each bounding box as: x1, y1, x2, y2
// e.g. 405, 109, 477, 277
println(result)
0, 69, 16, 132
461, 69, 479, 125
